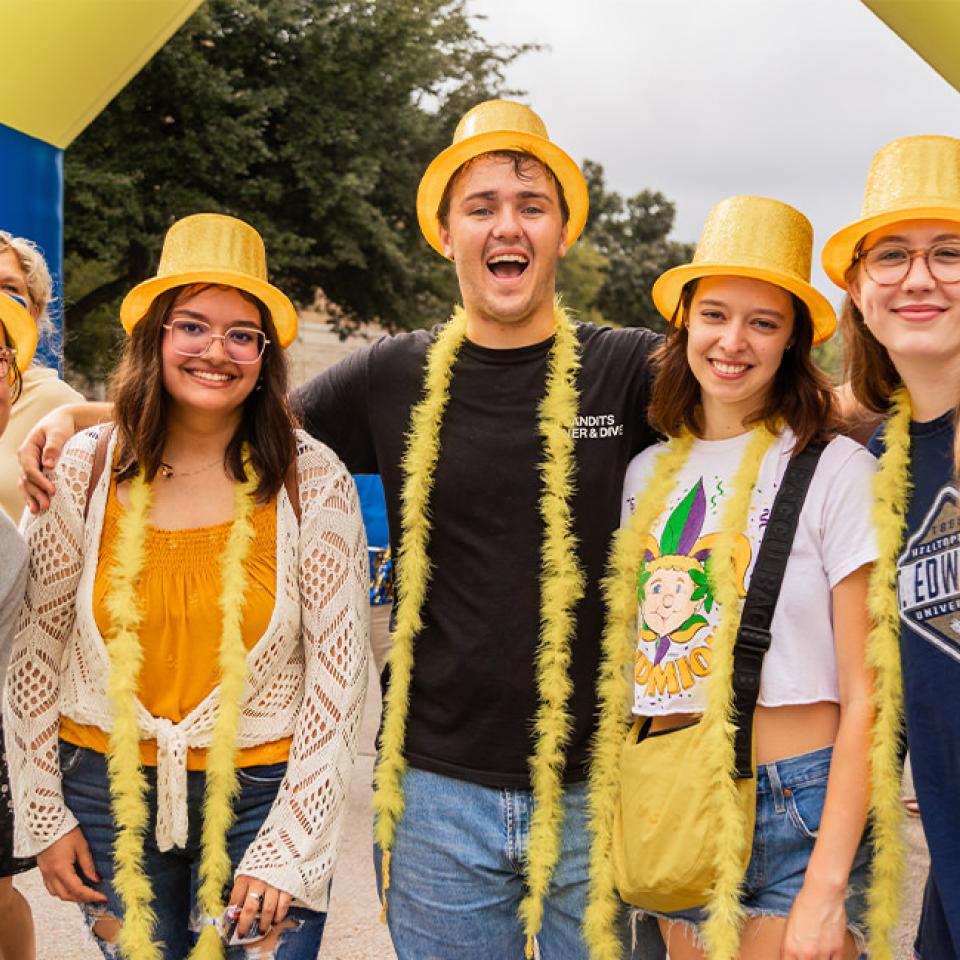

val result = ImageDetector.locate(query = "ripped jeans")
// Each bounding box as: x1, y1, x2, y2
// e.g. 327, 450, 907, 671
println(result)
59, 741, 327, 960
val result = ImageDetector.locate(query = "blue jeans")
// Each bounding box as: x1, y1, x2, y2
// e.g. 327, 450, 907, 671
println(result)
373, 767, 665, 960
59, 742, 327, 960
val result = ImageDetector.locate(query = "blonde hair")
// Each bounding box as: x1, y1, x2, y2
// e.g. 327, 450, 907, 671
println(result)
0, 230, 55, 357
644, 555, 702, 576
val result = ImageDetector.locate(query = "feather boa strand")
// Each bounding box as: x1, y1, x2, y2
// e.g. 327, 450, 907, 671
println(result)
371, 304, 584, 957
584, 426, 775, 960
519, 311, 585, 956
864, 387, 911, 960
699, 426, 776, 959
371, 307, 467, 861
104, 451, 258, 959
104, 471, 160, 960
584, 433, 696, 960
192, 471, 257, 959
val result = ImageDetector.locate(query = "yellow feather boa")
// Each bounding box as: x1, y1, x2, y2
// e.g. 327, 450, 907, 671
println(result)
584, 432, 696, 960
371, 303, 584, 957
585, 426, 776, 960
699, 426, 777, 959
864, 386, 911, 960
104, 454, 257, 959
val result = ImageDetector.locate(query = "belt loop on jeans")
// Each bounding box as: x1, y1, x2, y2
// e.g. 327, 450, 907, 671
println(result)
766, 761, 786, 813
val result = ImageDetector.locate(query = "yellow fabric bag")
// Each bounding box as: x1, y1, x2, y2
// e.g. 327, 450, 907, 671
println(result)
612, 718, 756, 912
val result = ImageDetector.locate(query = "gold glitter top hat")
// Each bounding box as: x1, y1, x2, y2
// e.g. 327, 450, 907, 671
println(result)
0, 292, 38, 378
120, 214, 298, 347
653, 195, 836, 345
822, 135, 960, 287
416, 99, 589, 256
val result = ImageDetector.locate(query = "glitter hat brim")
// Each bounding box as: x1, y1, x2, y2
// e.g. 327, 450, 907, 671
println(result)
0, 292, 38, 376
652, 262, 837, 346
821, 203, 960, 288
120, 269, 299, 348
416, 129, 589, 256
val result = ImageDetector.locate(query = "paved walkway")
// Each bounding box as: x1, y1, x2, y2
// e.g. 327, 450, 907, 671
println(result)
18, 603, 929, 957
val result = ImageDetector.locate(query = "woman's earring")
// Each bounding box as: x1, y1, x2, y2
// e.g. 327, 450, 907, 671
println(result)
255, 377, 263, 392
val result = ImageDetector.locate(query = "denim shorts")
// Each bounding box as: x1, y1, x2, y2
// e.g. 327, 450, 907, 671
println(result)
643, 745, 870, 953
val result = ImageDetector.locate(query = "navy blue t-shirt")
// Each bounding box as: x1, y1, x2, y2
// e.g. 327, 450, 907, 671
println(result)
870, 411, 960, 957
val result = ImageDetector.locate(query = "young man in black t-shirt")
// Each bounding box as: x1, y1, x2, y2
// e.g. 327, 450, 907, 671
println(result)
295, 101, 664, 959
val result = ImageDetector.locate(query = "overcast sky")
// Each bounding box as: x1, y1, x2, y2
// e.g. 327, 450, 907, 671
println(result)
468, 0, 960, 300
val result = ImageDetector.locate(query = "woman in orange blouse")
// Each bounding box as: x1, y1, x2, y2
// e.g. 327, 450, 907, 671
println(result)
4, 214, 369, 960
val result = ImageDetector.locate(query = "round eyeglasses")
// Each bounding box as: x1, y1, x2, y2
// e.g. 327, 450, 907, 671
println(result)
162, 319, 269, 364
859, 241, 960, 286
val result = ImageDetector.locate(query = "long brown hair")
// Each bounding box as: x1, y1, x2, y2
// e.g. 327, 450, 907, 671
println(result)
647, 279, 837, 450
109, 283, 297, 502
840, 252, 901, 414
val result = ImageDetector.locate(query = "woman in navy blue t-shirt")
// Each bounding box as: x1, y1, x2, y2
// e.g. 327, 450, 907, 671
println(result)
823, 134, 960, 960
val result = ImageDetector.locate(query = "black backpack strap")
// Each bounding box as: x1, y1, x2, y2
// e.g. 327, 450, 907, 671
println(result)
732, 441, 826, 778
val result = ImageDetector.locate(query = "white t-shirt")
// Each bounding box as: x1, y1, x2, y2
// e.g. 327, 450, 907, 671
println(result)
620, 429, 878, 716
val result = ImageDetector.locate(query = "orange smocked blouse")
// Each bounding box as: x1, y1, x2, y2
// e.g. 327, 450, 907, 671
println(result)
59, 478, 292, 769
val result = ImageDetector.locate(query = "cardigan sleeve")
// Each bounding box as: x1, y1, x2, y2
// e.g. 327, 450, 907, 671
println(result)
236, 437, 369, 907
3, 428, 101, 856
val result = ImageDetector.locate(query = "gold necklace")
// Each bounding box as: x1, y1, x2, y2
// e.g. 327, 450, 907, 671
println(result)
158, 453, 225, 479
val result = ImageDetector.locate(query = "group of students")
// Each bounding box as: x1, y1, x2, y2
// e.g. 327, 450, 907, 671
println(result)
0, 99, 958, 960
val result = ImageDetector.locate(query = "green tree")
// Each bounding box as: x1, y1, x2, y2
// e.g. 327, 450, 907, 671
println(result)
560, 159, 693, 332
556, 237, 608, 324
64, 0, 530, 378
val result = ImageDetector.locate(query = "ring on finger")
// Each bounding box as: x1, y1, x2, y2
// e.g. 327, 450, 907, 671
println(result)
246, 891, 264, 904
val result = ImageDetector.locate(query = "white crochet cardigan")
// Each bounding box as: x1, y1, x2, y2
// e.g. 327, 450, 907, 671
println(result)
3, 426, 369, 911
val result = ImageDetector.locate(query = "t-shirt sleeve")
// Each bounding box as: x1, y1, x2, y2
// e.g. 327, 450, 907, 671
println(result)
625, 327, 664, 435
817, 440, 880, 587
291, 344, 378, 473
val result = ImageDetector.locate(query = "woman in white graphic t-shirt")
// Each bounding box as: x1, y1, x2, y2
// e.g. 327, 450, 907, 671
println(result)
587, 196, 878, 960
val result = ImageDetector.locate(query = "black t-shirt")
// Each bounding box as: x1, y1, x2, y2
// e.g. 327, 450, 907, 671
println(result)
294, 321, 661, 788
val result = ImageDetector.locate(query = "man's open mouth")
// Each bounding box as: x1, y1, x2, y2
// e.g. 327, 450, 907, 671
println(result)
487, 253, 529, 279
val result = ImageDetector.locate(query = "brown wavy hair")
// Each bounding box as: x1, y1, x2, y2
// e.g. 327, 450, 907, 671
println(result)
109, 283, 297, 501
647, 279, 837, 451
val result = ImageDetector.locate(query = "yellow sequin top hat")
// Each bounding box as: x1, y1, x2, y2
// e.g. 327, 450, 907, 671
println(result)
822, 135, 960, 288
416, 99, 589, 256
652, 195, 836, 346
0, 292, 38, 377
120, 213, 298, 347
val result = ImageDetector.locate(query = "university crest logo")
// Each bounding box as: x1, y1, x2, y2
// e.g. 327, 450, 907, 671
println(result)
898, 485, 960, 665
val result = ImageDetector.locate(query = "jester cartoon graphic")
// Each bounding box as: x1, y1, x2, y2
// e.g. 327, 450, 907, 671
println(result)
636, 478, 752, 705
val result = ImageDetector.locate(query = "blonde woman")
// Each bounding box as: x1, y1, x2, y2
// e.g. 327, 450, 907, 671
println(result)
3, 214, 368, 959
823, 135, 960, 960
0, 230, 82, 521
